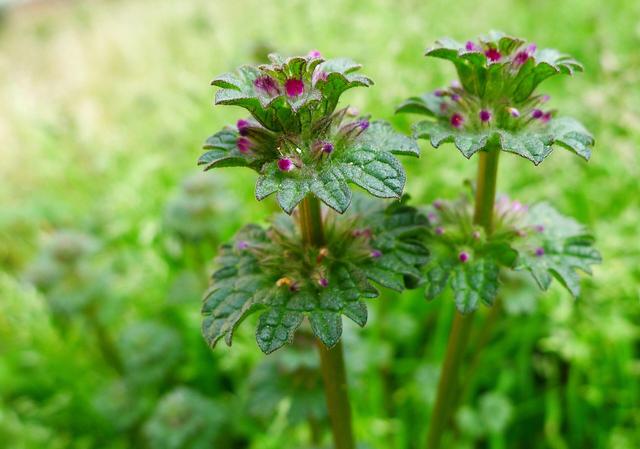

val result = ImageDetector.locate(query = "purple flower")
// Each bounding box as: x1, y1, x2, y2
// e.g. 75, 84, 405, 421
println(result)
465, 41, 479, 51
370, 249, 382, 258
433, 199, 444, 210
485, 48, 502, 62
285, 79, 304, 97
514, 51, 529, 65
535, 247, 545, 257
236, 119, 250, 136
451, 94, 461, 102
236, 137, 252, 153
236, 240, 249, 250
322, 142, 334, 154
435, 226, 445, 235
513, 45, 536, 66
427, 212, 438, 224
358, 120, 370, 131
318, 277, 329, 288
450, 113, 464, 128
434, 89, 445, 97
541, 112, 552, 124
535, 224, 545, 233
541, 95, 551, 103
531, 109, 544, 119
308, 49, 322, 58
278, 158, 294, 172
508, 107, 520, 118
458, 251, 470, 263
254, 76, 280, 96
479, 109, 492, 122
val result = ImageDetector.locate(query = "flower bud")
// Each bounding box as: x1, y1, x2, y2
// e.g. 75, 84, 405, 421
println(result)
278, 158, 294, 172
531, 109, 544, 119
535, 247, 545, 257
484, 48, 501, 62
236, 137, 252, 153
254, 76, 280, 96
236, 119, 251, 136
479, 109, 492, 122
450, 113, 464, 128
458, 251, 470, 263
370, 249, 382, 258
284, 79, 304, 97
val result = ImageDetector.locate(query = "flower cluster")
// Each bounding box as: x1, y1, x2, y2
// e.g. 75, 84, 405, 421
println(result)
202, 197, 429, 354
422, 193, 600, 312
201, 52, 418, 214
397, 31, 594, 164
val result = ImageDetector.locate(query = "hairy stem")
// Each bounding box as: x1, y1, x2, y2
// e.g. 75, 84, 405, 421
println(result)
299, 195, 355, 449
424, 148, 500, 449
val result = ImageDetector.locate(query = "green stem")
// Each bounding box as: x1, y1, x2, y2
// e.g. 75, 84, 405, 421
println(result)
424, 147, 500, 449
298, 195, 355, 449
85, 305, 124, 375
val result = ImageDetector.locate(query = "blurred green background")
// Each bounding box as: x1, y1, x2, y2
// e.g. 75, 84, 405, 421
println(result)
1, 0, 639, 448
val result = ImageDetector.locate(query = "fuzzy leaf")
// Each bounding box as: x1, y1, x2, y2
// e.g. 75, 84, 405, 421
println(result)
451, 258, 500, 313
202, 198, 429, 353
413, 119, 591, 165
256, 305, 304, 354
357, 120, 420, 157
253, 121, 410, 214
395, 92, 444, 117
548, 117, 594, 161
515, 203, 601, 297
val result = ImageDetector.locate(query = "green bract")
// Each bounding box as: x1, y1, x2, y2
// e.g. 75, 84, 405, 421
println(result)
397, 31, 594, 165
422, 194, 601, 313
201, 53, 418, 214
202, 198, 429, 354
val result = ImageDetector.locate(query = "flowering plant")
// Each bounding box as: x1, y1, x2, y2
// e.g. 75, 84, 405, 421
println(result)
199, 52, 425, 449
202, 197, 428, 353
201, 52, 417, 214
399, 32, 599, 449
423, 193, 601, 313
397, 31, 594, 164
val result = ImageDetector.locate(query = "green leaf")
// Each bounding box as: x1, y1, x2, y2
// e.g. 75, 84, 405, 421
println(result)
337, 147, 405, 198
309, 311, 343, 348
451, 258, 500, 313
498, 129, 553, 165
395, 92, 444, 117
256, 306, 304, 354
515, 203, 601, 297
424, 261, 453, 300
412, 118, 592, 165
357, 120, 420, 157
548, 117, 594, 161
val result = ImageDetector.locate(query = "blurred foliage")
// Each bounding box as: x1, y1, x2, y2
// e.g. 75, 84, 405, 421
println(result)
0, 0, 639, 448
